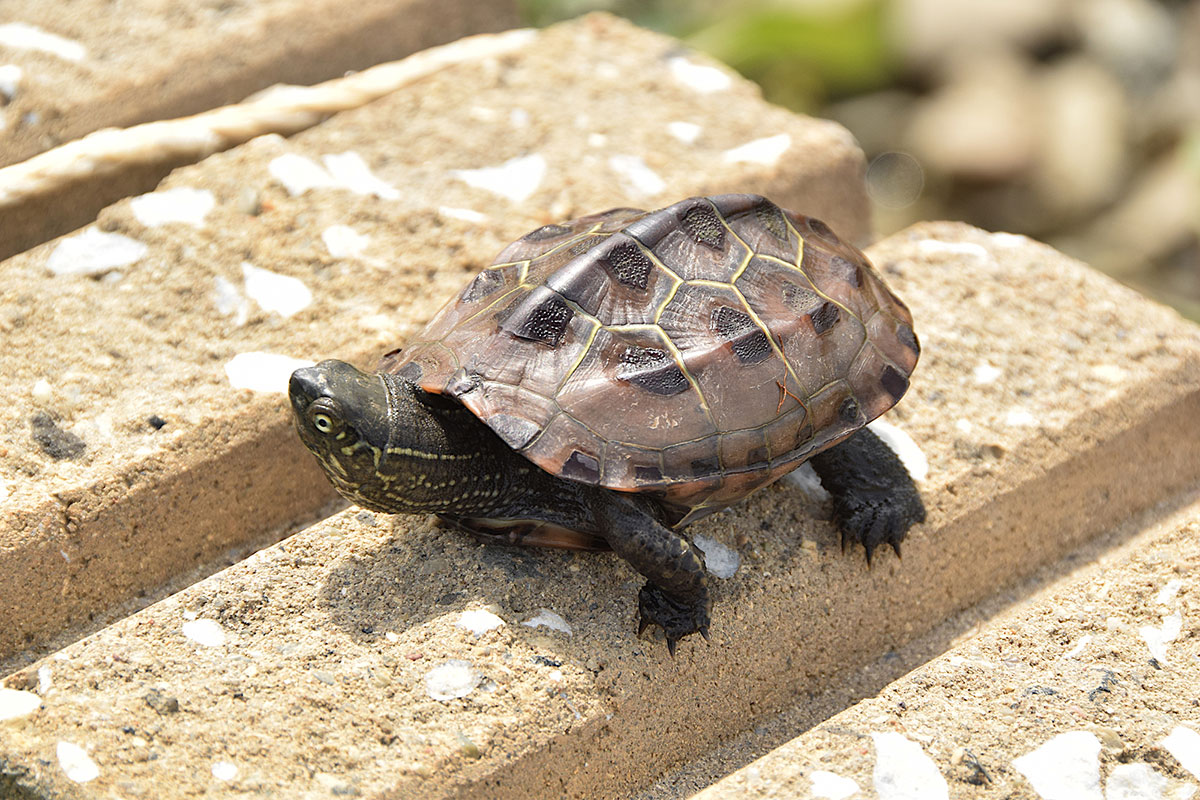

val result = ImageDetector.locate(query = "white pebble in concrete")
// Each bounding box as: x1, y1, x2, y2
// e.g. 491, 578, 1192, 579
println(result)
0, 23, 85, 61
693, 533, 740, 578
426, 660, 481, 701
452, 154, 546, 203
667, 121, 702, 144
869, 419, 929, 482
0, 64, 22, 101
0, 688, 41, 721
608, 154, 665, 198
224, 352, 314, 394
1106, 763, 1167, 800
1162, 726, 1200, 780
1013, 731, 1102, 800
1139, 611, 1182, 665
1155, 578, 1184, 606
973, 363, 1002, 385
1005, 408, 1038, 427
56, 741, 99, 783
130, 187, 214, 227
323, 152, 400, 200
522, 609, 572, 635
241, 262, 312, 318
212, 276, 250, 326
322, 225, 370, 258
47, 227, 148, 277
438, 206, 489, 224
269, 153, 338, 196
667, 56, 732, 93
810, 770, 860, 800
456, 609, 505, 636
182, 618, 226, 648
212, 761, 238, 781
871, 732, 948, 800
31, 378, 52, 402
723, 133, 792, 166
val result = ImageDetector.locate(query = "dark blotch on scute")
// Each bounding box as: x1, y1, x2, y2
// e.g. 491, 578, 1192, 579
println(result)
807, 217, 836, 239
711, 306, 772, 364
461, 269, 506, 302
838, 396, 860, 424
396, 361, 422, 382
881, 365, 909, 401
747, 446, 768, 464
31, 411, 86, 460
490, 414, 542, 450
681, 204, 725, 250
690, 456, 720, 478
505, 290, 574, 347
562, 450, 601, 483
617, 346, 689, 396
635, 464, 664, 485
524, 223, 573, 241
830, 256, 862, 287
755, 200, 790, 241
897, 323, 920, 355
811, 301, 840, 335
601, 240, 653, 290
782, 282, 820, 315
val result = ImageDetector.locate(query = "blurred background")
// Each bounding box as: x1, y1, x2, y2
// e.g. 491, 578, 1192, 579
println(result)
521, 0, 1200, 320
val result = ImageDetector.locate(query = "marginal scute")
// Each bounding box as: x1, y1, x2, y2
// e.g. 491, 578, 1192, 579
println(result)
635, 464, 664, 485
807, 217, 836, 240
830, 255, 862, 287
562, 449, 601, 483
524, 223, 574, 241
502, 288, 574, 347
838, 396, 860, 424
881, 365, 908, 401
617, 346, 689, 396
490, 413, 541, 450
897, 323, 920, 355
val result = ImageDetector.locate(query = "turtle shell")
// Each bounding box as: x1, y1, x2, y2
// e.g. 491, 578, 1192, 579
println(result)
383, 195, 919, 525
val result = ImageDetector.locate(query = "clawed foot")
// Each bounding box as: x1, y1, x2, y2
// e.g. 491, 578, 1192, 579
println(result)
636, 583, 711, 657
835, 489, 926, 564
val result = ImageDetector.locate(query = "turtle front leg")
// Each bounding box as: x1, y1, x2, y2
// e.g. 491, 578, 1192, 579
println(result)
589, 492, 711, 656
809, 427, 926, 562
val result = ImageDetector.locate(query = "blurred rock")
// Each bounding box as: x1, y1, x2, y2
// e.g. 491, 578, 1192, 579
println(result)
1056, 143, 1199, 279
889, 0, 1070, 72
1035, 56, 1128, 222
905, 50, 1038, 180
1071, 0, 1177, 89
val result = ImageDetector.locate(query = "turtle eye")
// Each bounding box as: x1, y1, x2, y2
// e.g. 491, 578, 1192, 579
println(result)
307, 399, 344, 436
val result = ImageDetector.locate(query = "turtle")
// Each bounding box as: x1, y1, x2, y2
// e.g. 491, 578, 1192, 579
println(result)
289, 194, 925, 654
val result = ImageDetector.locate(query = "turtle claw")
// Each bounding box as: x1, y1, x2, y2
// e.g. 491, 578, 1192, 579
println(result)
636, 582, 711, 655
699, 625, 711, 642
833, 487, 923, 566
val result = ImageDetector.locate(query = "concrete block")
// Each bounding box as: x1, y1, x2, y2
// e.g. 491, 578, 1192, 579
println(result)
0, 0, 519, 258
691, 498, 1200, 799
0, 14, 870, 671
2, 222, 1198, 798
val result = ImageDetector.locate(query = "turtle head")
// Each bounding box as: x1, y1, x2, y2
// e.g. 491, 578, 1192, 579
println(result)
289, 359, 397, 506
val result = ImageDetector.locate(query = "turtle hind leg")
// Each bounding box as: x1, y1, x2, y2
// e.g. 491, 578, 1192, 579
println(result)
808, 427, 926, 563
588, 491, 711, 655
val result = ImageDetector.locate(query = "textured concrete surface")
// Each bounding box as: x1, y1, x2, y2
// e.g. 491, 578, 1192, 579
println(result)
2, 223, 1198, 798
0, 14, 870, 672
691, 495, 1200, 800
